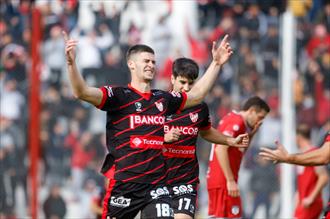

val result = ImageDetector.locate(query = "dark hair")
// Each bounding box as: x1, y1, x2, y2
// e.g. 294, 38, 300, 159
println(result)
172, 58, 199, 81
126, 44, 154, 61
242, 96, 270, 113
296, 124, 311, 139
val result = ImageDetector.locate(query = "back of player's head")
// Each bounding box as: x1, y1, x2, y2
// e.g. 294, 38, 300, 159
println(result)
296, 124, 311, 139
126, 44, 154, 61
172, 58, 199, 81
242, 96, 270, 113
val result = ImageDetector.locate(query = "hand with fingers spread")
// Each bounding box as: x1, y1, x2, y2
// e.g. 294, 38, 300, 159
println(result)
212, 34, 234, 66
164, 128, 181, 143
259, 141, 289, 163
62, 31, 78, 65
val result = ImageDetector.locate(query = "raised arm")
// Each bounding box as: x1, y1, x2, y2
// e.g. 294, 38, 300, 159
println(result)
63, 31, 103, 106
184, 35, 233, 108
200, 127, 249, 148
259, 141, 330, 166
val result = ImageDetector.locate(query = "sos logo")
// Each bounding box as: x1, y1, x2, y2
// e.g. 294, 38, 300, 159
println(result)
173, 184, 194, 195
150, 186, 170, 199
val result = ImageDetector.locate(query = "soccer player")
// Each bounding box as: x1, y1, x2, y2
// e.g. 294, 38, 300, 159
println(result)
259, 132, 330, 219
63, 31, 233, 219
293, 125, 329, 219
207, 96, 270, 218
163, 58, 249, 219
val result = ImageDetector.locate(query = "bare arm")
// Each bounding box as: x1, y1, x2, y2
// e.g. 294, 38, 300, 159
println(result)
260, 141, 330, 166
302, 166, 329, 208
200, 127, 249, 148
215, 145, 240, 197
184, 35, 233, 108
63, 31, 103, 106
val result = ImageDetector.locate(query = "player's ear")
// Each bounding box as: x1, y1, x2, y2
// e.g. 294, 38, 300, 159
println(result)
127, 60, 135, 71
171, 75, 175, 85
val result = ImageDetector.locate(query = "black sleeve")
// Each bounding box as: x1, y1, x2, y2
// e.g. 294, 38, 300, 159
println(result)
96, 86, 124, 112
165, 91, 187, 114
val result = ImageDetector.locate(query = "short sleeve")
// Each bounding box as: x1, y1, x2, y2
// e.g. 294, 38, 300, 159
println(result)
220, 116, 245, 138
166, 91, 187, 114
97, 86, 123, 112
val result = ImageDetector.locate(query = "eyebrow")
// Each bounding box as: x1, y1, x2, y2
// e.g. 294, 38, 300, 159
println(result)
143, 59, 156, 64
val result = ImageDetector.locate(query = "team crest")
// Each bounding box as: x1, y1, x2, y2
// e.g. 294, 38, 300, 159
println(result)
155, 102, 163, 112
135, 102, 142, 112
231, 205, 240, 215
189, 113, 198, 123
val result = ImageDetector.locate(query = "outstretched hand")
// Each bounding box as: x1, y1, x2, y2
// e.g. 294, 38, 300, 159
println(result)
259, 141, 289, 163
212, 34, 233, 66
62, 31, 78, 65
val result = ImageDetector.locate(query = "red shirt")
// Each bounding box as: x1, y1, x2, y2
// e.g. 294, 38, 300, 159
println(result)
296, 147, 323, 204
207, 111, 250, 189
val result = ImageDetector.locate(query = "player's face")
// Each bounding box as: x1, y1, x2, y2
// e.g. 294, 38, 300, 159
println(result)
171, 75, 195, 92
129, 52, 156, 82
248, 109, 268, 128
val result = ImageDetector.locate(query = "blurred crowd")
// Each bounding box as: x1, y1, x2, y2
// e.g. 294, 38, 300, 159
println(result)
0, 0, 329, 218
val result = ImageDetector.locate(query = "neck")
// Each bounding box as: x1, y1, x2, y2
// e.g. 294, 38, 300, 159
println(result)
130, 80, 151, 93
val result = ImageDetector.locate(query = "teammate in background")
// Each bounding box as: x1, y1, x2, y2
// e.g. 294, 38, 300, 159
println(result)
259, 132, 330, 219
293, 124, 328, 219
207, 96, 270, 219
63, 30, 233, 219
163, 58, 249, 219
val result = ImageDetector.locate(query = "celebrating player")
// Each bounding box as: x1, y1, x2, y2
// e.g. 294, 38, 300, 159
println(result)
163, 58, 249, 219
63, 30, 233, 219
207, 96, 270, 218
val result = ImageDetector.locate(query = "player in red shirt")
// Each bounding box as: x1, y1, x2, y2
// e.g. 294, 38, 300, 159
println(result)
294, 125, 329, 219
63, 31, 233, 219
207, 96, 270, 218
163, 58, 249, 219
260, 132, 330, 219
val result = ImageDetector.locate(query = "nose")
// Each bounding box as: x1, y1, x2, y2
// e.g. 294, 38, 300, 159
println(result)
183, 84, 190, 92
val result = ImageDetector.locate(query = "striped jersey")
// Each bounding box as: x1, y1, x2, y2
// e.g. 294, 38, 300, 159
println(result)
163, 102, 211, 186
97, 84, 186, 184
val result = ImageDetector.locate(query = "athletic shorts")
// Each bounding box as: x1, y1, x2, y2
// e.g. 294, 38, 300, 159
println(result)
169, 184, 197, 218
208, 187, 242, 218
102, 180, 174, 219
294, 199, 323, 219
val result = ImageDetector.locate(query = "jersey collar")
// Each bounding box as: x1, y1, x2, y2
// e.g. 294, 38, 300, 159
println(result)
128, 84, 152, 100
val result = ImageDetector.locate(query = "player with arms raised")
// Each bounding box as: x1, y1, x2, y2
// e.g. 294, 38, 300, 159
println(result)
63, 31, 233, 219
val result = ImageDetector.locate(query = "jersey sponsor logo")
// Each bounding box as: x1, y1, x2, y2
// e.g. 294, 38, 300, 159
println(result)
104, 86, 114, 97
171, 91, 181, 98
150, 186, 170, 199
163, 146, 195, 158
189, 112, 198, 123
172, 184, 194, 195
231, 205, 240, 215
164, 125, 198, 136
135, 102, 142, 112
110, 196, 131, 207
130, 136, 163, 149
155, 101, 164, 112
130, 115, 165, 129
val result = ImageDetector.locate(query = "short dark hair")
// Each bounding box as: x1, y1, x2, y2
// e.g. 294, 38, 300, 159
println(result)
296, 124, 311, 139
242, 96, 270, 113
126, 44, 154, 61
172, 58, 199, 81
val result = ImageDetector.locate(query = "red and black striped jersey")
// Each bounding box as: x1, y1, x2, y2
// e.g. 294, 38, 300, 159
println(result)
97, 84, 186, 184
163, 102, 211, 186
